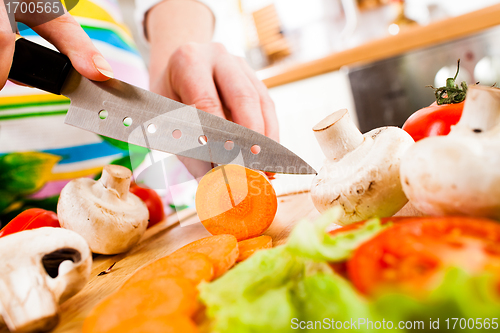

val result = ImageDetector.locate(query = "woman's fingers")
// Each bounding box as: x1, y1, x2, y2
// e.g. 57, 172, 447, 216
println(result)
168, 43, 226, 119
20, 12, 113, 81
0, 1, 15, 89
237, 57, 280, 142
213, 52, 266, 137
162, 42, 279, 154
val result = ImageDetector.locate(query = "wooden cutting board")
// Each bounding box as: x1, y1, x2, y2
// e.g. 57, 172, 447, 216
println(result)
52, 191, 320, 333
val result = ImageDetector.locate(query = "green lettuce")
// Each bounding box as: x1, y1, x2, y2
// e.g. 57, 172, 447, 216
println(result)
199, 210, 500, 332
200, 246, 304, 333
293, 268, 371, 328
287, 207, 387, 262
371, 269, 500, 331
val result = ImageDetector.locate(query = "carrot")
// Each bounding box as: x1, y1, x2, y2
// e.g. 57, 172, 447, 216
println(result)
83, 277, 199, 333
122, 252, 214, 289
172, 234, 239, 278
104, 315, 198, 333
237, 235, 273, 262
195, 164, 278, 241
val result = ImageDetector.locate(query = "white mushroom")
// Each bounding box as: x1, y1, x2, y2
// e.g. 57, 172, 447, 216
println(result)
311, 109, 414, 225
0, 227, 91, 333
57, 165, 149, 254
400, 85, 500, 219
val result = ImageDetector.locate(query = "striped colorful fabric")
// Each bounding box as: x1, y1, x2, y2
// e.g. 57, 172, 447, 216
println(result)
0, 0, 149, 201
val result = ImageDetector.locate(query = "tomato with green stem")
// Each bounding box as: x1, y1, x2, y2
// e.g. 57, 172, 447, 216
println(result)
0, 208, 60, 238
402, 60, 467, 142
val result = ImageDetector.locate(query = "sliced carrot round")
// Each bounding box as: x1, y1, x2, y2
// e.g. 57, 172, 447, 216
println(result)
237, 235, 273, 262
105, 315, 199, 333
83, 277, 199, 333
122, 252, 214, 289
172, 234, 239, 278
195, 165, 277, 241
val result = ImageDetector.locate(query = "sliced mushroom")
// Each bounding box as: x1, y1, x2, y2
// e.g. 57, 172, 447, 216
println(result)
400, 85, 500, 218
311, 109, 414, 225
58, 165, 149, 254
0, 227, 91, 333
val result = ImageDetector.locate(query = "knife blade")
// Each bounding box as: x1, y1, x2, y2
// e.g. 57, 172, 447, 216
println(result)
8, 38, 316, 174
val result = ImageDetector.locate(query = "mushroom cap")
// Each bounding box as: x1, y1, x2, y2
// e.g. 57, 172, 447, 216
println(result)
58, 177, 149, 254
311, 126, 413, 225
400, 133, 500, 219
0, 227, 91, 332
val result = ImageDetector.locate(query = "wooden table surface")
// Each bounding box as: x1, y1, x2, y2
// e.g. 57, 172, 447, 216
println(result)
53, 192, 321, 332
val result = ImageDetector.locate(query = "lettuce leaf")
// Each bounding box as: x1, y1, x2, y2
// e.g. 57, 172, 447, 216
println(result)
371, 268, 500, 331
287, 207, 387, 262
199, 244, 370, 333
293, 269, 371, 330
199, 210, 500, 333
199, 246, 305, 333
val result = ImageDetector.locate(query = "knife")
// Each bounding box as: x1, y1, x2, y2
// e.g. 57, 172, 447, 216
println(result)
7, 38, 316, 175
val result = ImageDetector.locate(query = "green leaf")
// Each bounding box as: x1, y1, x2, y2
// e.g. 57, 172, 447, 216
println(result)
0, 152, 60, 194
287, 207, 388, 262
200, 246, 303, 308
0, 195, 59, 228
0, 190, 18, 214
293, 271, 371, 332
211, 286, 297, 333
199, 246, 305, 332
370, 268, 500, 331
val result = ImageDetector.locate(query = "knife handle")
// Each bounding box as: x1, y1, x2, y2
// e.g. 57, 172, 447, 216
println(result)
8, 38, 73, 95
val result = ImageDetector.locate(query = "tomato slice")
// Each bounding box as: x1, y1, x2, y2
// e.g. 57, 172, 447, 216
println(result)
347, 216, 500, 296
0, 208, 60, 238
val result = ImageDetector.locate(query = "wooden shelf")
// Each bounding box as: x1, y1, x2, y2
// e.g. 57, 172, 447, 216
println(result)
259, 4, 500, 88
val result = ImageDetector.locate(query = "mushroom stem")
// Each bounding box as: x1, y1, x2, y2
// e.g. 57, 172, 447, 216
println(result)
313, 109, 364, 161
99, 165, 132, 200
456, 86, 500, 132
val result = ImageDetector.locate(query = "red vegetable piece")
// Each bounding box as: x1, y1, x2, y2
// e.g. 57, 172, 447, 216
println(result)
130, 184, 165, 228
402, 101, 463, 142
347, 216, 500, 296
0, 208, 60, 238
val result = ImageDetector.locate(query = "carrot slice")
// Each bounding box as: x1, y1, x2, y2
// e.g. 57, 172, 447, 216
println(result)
195, 164, 277, 241
237, 235, 273, 262
172, 234, 239, 278
122, 252, 214, 289
105, 315, 199, 333
83, 277, 199, 333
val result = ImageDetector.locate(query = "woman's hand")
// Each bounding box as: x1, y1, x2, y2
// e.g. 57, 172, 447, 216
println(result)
151, 42, 279, 142
147, 0, 279, 143
0, 0, 113, 90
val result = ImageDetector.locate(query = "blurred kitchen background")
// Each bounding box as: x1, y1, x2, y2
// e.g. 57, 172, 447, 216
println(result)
117, 0, 500, 193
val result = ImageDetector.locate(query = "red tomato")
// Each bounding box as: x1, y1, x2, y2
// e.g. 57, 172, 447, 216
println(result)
402, 101, 464, 142
129, 184, 165, 228
347, 216, 500, 296
0, 208, 60, 238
